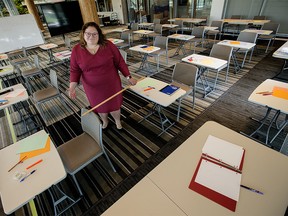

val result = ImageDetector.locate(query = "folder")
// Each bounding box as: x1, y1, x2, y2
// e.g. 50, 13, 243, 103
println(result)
189, 135, 245, 212
272, 86, 288, 100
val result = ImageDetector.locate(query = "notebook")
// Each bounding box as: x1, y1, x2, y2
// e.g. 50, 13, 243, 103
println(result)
159, 85, 180, 95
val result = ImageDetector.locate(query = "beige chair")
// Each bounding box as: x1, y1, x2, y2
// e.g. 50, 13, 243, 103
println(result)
57, 108, 116, 196
258, 22, 280, 53
236, 31, 258, 67
148, 36, 168, 71
206, 20, 224, 41
171, 62, 198, 121
190, 27, 205, 52
120, 49, 127, 63
56, 35, 72, 52
8, 47, 32, 75
209, 44, 233, 84
33, 69, 69, 122
169, 19, 184, 34
116, 32, 131, 49
148, 24, 163, 41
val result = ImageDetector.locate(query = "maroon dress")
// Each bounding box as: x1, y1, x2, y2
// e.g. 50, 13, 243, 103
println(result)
70, 41, 130, 113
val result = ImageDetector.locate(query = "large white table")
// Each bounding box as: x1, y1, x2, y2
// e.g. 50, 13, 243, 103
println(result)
272, 41, 288, 80
130, 77, 186, 136
102, 121, 288, 216
182, 54, 227, 97
0, 130, 66, 214
247, 79, 288, 146
39, 43, 58, 64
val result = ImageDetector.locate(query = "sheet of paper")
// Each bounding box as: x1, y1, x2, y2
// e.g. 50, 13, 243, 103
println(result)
4, 89, 25, 98
273, 86, 288, 100
202, 135, 244, 169
20, 136, 51, 160
16, 133, 48, 154
195, 158, 241, 201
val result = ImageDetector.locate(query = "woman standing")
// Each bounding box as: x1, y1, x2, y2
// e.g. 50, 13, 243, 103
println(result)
69, 22, 137, 129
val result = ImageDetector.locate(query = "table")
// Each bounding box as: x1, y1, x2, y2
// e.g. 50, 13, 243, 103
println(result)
167, 34, 195, 57
217, 40, 255, 71
102, 121, 288, 216
162, 24, 179, 29
0, 83, 28, 110
242, 29, 273, 35
168, 18, 206, 24
39, 43, 58, 64
272, 41, 288, 80
130, 77, 186, 136
0, 130, 66, 214
0, 65, 15, 85
129, 45, 160, 74
138, 22, 154, 29
111, 28, 129, 33
107, 38, 125, 45
133, 29, 154, 42
221, 19, 270, 25
182, 54, 227, 97
247, 79, 288, 146
53, 50, 72, 61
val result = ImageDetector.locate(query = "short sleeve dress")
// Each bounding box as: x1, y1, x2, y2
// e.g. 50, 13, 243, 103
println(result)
70, 41, 130, 113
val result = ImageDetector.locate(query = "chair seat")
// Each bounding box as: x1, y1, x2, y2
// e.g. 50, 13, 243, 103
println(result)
33, 86, 58, 102
116, 42, 130, 49
171, 81, 193, 95
57, 133, 102, 173
10, 57, 29, 65
258, 35, 273, 40
206, 30, 220, 35
22, 67, 41, 77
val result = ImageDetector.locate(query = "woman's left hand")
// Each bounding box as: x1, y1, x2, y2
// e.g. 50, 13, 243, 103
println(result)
128, 77, 137, 86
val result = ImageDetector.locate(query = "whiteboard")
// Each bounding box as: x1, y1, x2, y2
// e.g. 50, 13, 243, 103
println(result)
0, 14, 44, 53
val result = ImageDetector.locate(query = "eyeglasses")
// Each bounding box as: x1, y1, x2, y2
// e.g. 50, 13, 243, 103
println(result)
84, 32, 99, 37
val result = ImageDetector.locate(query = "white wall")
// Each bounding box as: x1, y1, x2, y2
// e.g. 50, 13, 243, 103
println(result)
209, 0, 225, 25
111, 0, 124, 24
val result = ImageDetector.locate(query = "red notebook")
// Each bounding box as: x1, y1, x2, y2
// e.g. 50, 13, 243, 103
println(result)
189, 135, 245, 212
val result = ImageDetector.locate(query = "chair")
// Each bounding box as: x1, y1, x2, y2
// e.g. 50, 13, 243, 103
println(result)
236, 31, 258, 67
56, 35, 72, 52
57, 108, 116, 196
224, 15, 243, 35
148, 36, 168, 71
169, 19, 184, 34
21, 54, 45, 94
248, 16, 267, 29
116, 32, 131, 49
120, 49, 127, 63
7, 47, 32, 70
209, 44, 233, 84
206, 20, 224, 42
171, 62, 198, 121
127, 22, 139, 44
33, 69, 69, 122
148, 24, 163, 41
190, 27, 205, 52
257, 22, 280, 53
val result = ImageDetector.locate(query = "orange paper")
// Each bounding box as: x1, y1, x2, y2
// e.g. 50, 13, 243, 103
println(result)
230, 41, 241, 45
20, 136, 51, 160
272, 86, 288, 100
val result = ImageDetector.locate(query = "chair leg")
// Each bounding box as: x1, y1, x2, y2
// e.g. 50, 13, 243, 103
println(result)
177, 98, 182, 122
103, 152, 116, 172
225, 66, 229, 83
241, 52, 248, 68
249, 47, 254, 62
265, 39, 272, 53
71, 174, 83, 196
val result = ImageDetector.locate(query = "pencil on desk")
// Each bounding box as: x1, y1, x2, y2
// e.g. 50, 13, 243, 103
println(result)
26, 159, 43, 170
8, 156, 27, 172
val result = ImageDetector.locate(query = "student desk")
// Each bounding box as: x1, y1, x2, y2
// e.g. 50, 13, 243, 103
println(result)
0, 130, 66, 215
217, 40, 255, 72
182, 54, 227, 97
221, 19, 270, 26
39, 43, 58, 64
272, 41, 288, 80
242, 29, 273, 36
167, 34, 195, 57
0, 83, 28, 110
247, 79, 288, 146
133, 29, 154, 43
107, 38, 124, 45
130, 77, 186, 136
102, 121, 288, 216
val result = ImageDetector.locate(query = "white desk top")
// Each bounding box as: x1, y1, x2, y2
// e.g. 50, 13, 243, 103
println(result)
101, 176, 186, 216
242, 29, 273, 35
138, 22, 154, 27
0, 130, 66, 214
130, 77, 186, 107
0, 65, 14, 76
168, 18, 206, 24
147, 121, 288, 216
168, 34, 195, 41
203, 26, 218, 31
182, 54, 227, 71
39, 43, 58, 50
107, 38, 124, 44
218, 40, 256, 50
221, 19, 270, 25
248, 79, 288, 114
111, 28, 129, 33
273, 41, 288, 60
0, 84, 28, 110
133, 30, 154, 35
0, 53, 8, 60
162, 24, 179, 28
129, 45, 160, 54
53, 50, 72, 60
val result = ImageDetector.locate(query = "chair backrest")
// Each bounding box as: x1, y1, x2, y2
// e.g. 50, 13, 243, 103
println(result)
210, 44, 233, 63
120, 32, 130, 44
81, 108, 103, 149
131, 22, 139, 31
153, 18, 161, 24
237, 31, 258, 43
172, 62, 198, 87
49, 69, 59, 89
231, 15, 242, 19
153, 36, 168, 50
210, 20, 224, 31
153, 23, 162, 34
64, 36, 71, 50
191, 27, 205, 38
261, 22, 280, 34
253, 15, 266, 20
33, 54, 40, 68
119, 49, 127, 63
174, 19, 184, 28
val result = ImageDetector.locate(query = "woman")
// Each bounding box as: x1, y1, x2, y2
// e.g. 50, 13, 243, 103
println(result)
69, 22, 137, 129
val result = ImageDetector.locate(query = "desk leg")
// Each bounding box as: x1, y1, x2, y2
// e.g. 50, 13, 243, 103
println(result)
197, 67, 213, 98
170, 40, 186, 58
272, 59, 288, 81
231, 51, 241, 73
136, 53, 154, 75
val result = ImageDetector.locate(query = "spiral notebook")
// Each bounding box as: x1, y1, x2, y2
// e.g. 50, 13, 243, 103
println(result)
159, 85, 180, 95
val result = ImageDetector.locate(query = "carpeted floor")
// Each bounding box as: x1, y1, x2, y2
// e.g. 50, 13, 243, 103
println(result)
0, 26, 286, 216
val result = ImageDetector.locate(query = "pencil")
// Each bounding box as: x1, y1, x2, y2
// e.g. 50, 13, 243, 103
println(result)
8, 156, 27, 172
26, 159, 43, 170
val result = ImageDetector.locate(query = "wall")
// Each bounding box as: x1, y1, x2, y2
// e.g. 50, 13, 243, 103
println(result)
209, 0, 225, 25
111, 0, 124, 24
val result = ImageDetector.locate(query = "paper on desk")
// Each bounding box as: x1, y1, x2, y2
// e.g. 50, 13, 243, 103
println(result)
202, 135, 244, 169
195, 158, 242, 201
136, 78, 158, 88
273, 86, 288, 100
20, 136, 50, 160
4, 89, 25, 98
16, 133, 49, 154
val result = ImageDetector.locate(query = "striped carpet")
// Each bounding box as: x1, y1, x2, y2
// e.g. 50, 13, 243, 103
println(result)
0, 29, 271, 216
